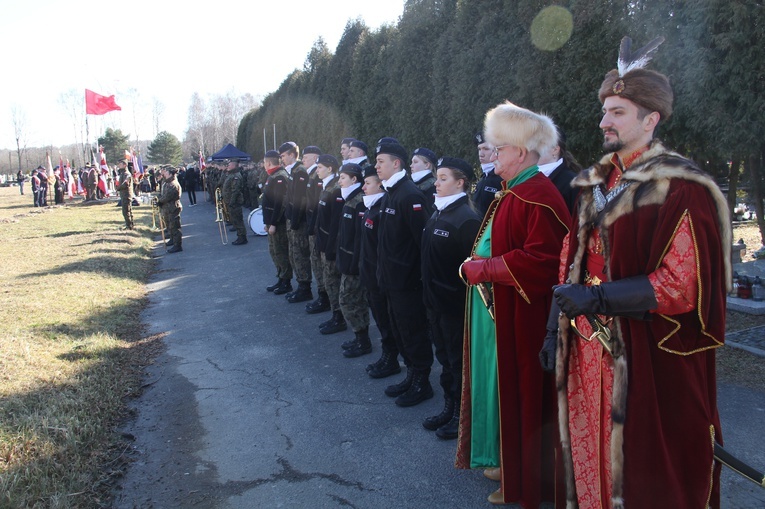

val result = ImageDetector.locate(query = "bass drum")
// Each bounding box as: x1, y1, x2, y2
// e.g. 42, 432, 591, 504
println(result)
248, 207, 267, 236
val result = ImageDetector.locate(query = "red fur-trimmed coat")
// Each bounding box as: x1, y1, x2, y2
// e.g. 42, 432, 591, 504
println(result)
556, 140, 731, 509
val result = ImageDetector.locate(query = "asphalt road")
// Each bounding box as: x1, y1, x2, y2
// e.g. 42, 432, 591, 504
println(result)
114, 199, 765, 508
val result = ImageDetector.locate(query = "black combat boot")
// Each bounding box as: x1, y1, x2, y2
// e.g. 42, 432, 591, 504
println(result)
368, 351, 402, 379
232, 236, 248, 245
167, 245, 183, 253
305, 290, 331, 314
343, 327, 372, 358
320, 310, 347, 335
422, 396, 455, 431
395, 372, 434, 407
273, 279, 293, 295
165, 239, 174, 247
435, 403, 460, 440
341, 337, 358, 350
287, 282, 312, 303
266, 278, 283, 292
384, 369, 414, 397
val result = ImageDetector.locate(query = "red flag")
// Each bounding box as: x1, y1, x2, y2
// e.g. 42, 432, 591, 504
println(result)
199, 150, 206, 172
85, 89, 121, 115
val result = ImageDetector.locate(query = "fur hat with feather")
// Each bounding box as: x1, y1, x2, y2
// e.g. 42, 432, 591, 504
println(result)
599, 36, 674, 122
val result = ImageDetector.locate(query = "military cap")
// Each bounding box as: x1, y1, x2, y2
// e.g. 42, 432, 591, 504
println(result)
304, 145, 322, 155
349, 139, 368, 154
339, 163, 363, 181
412, 147, 437, 168
317, 154, 339, 170
264, 150, 280, 159
278, 141, 297, 154
437, 157, 476, 183
375, 142, 408, 166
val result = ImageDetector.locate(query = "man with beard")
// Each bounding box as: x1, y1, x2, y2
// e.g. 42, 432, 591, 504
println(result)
541, 36, 730, 509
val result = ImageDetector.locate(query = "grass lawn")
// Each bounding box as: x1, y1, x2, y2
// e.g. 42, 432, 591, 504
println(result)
0, 186, 160, 508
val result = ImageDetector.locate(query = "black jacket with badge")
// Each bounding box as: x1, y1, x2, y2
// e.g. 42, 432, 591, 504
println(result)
472, 168, 503, 217
315, 176, 343, 260
286, 162, 308, 229
413, 173, 436, 207
421, 194, 481, 314
336, 186, 365, 275
359, 195, 385, 291
305, 167, 323, 236
261, 167, 289, 226
376, 175, 433, 292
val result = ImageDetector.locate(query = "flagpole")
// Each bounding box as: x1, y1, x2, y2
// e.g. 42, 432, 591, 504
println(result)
263, 128, 267, 156
273, 124, 276, 150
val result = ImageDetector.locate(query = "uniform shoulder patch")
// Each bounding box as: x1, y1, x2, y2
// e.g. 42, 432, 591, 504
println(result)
413, 203, 422, 211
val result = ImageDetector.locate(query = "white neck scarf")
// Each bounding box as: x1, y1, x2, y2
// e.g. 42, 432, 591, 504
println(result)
382, 170, 406, 190
340, 182, 361, 200
363, 192, 385, 208
538, 158, 563, 177
434, 192, 466, 211
411, 169, 432, 183
481, 163, 495, 175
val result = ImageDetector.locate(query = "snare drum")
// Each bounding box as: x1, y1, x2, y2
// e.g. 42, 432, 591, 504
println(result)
248, 207, 267, 236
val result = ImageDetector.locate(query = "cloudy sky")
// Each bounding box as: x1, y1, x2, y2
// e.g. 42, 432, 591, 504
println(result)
0, 0, 403, 150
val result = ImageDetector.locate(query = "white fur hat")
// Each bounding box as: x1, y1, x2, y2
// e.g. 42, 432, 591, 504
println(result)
484, 102, 558, 156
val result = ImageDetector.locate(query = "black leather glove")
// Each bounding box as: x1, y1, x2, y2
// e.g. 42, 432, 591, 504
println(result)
553, 275, 658, 320
539, 295, 561, 373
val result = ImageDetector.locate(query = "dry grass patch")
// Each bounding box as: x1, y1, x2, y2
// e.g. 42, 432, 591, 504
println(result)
0, 187, 160, 508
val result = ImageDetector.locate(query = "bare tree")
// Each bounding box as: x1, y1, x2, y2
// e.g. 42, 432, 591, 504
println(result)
58, 89, 87, 167
152, 98, 166, 138
11, 105, 27, 172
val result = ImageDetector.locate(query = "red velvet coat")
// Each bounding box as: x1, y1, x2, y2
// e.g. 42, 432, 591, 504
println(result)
457, 173, 570, 508
557, 141, 731, 508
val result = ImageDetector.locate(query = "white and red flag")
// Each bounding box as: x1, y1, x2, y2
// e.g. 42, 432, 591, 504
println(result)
199, 149, 206, 172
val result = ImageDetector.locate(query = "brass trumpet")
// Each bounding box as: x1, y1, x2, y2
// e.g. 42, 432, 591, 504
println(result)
215, 188, 228, 245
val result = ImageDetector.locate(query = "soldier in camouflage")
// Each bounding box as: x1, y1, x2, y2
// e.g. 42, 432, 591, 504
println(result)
158, 166, 183, 253
115, 159, 134, 230
280, 142, 313, 303
222, 159, 247, 245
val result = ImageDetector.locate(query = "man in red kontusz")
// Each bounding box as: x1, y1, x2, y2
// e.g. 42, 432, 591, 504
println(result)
540, 36, 731, 509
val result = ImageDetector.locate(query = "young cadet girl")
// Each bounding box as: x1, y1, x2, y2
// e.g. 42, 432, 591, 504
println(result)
421, 157, 481, 440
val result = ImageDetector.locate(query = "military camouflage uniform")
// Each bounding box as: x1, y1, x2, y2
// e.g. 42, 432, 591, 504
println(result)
262, 167, 292, 280
336, 186, 369, 331
306, 167, 324, 293
158, 172, 183, 247
222, 168, 246, 239
286, 162, 312, 285
116, 167, 134, 229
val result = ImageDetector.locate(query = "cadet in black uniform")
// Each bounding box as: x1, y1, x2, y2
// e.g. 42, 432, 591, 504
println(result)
410, 147, 437, 206
358, 167, 400, 377
261, 150, 292, 294
335, 163, 371, 355
471, 132, 503, 217
314, 154, 346, 334
420, 157, 481, 440
281, 142, 313, 303
375, 142, 434, 408
303, 146, 330, 314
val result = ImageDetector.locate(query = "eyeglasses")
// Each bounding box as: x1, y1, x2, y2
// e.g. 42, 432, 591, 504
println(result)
492, 145, 510, 157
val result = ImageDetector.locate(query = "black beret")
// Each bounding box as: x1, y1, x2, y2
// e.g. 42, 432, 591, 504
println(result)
264, 150, 280, 159
375, 143, 408, 166
474, 132, 486, 145
363, 165, 378, 179
349, 139, 368, 154
278, 141, 297, 154
412, 147, 437, 167
317, 154, 339, 169
437, 157, 475, 183
303, 145, 322, 155
341, 137, 355, 146
377, 136, 399, 145
339, 163, 363, 181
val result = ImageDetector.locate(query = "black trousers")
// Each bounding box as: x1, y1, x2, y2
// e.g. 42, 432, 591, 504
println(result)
367, 286, 398, 355
428, 308, 464, 399
187, 187, 196, 205
385, 288, 433, 374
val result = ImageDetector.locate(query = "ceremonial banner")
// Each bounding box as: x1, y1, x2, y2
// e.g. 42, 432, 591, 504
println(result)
85, 89, 121, 115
